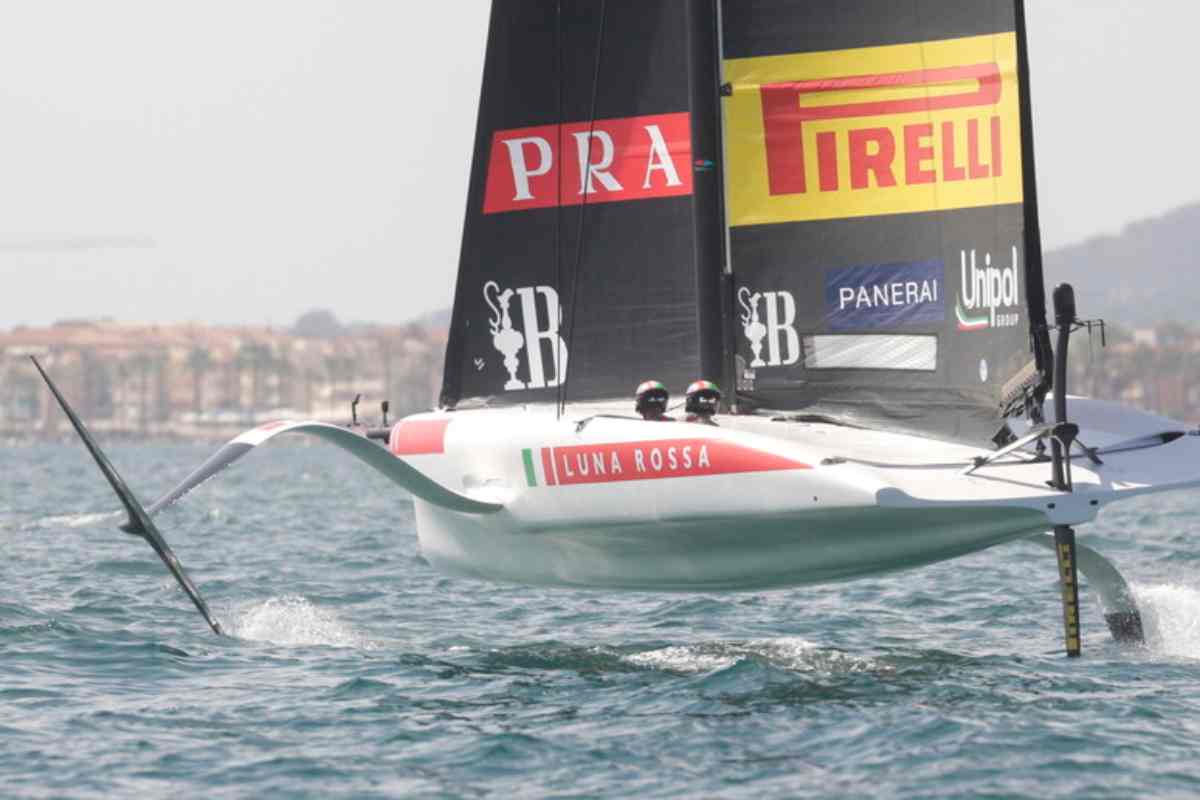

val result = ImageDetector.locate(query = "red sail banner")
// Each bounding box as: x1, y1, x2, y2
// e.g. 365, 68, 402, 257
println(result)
483, 112, 694, 214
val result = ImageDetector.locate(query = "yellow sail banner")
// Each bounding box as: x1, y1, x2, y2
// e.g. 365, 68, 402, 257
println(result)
725, 33, 1023, 226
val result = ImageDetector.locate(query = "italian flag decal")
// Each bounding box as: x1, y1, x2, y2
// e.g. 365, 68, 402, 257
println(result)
522, 448, 539, 487
523, 439, 810, 488
955, 297, 989, 331
521, 446, 559, 487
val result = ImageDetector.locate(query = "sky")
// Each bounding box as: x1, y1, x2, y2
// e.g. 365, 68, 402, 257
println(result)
1, 1, 1197, 330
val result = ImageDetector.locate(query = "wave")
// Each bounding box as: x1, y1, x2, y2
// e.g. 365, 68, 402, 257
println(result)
226, 595, 375, 650
625, 637, 886, 676
1135, 583, 1200, 659
24, 511, 122, 530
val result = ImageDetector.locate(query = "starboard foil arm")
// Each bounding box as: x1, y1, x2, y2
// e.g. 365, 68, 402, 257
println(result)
141, 420, 504, 517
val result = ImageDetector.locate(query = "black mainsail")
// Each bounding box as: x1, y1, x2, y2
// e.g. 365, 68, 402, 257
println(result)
442, 0, 1050, 446
440, 1, 727, 409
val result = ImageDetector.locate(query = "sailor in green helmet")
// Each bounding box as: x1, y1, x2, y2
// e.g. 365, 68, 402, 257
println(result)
684, 380, 721, 426
634, 380, 673, 421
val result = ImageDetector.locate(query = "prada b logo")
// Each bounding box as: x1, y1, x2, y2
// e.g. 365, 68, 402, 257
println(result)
483, 281, 569, 391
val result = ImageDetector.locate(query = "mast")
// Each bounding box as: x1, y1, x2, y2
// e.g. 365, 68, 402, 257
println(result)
685, 0, 733, 402
1015, 0, 1054, 397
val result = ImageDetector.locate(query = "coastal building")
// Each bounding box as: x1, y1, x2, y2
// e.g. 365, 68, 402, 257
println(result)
0, 318, 445, 439
4, 317, 1197, 439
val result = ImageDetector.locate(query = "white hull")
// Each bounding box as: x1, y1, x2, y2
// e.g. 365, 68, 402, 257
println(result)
395, 398, 1200, 591
26, 358, 1161, 647
415, 500, 1048, 591
130, 393, 1200, 594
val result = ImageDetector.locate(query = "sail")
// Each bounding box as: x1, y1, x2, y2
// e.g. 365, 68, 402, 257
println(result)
440, 1, 726, 409
443, 0, 1050, 443
721, 0, 1050, 443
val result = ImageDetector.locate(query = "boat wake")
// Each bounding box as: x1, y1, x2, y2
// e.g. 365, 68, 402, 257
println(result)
1134, 583, 1200, 659
625, 637, 886, 676
226, 595, 375, 650
25, 511, 123, 530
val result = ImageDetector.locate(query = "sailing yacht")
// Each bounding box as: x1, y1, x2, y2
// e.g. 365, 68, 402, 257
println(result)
37, 0, 1200, 654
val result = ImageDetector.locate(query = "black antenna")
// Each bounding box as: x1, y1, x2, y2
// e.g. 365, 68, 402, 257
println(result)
381, 400, 390, 427
351, 393, 362, 426
554, 0, 564, 420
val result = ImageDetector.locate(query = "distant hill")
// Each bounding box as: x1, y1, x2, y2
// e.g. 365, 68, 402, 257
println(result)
1044, 202, 1200, 327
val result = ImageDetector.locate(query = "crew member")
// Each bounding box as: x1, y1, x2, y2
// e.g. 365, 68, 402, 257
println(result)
684, 379, 721, 425
634, 380, 672, 421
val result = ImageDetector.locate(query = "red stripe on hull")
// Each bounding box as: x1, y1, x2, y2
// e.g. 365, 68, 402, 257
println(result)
544, 438, 810, 486
390, 419, 451, 456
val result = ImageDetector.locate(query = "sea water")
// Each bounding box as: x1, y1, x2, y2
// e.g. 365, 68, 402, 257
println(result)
3, 442, 1200, 798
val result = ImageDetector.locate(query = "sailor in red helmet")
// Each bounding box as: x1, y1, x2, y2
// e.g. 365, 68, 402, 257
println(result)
684, 380, 721, 426
634, 380, 673, 421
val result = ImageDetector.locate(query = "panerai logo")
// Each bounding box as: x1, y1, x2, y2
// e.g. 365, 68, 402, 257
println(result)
956, 246, 1021, 331
738, 286, 800, 367
824, 260, 944, 331
483, 281, 568, 391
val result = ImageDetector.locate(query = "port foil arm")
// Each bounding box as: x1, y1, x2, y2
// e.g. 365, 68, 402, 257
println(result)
141, 420, 504, 518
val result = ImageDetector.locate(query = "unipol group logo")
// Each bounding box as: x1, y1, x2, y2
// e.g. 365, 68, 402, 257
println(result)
725, 33, 1023, 225
482, 112, 693, 214
955, 246, 1021, 332
483, 281, 568, 391
738, 286, 800, 367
